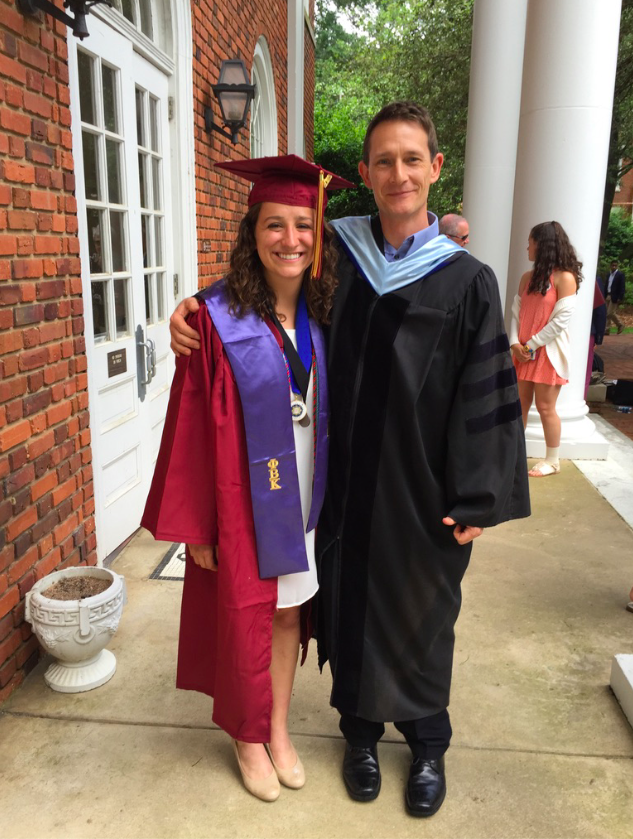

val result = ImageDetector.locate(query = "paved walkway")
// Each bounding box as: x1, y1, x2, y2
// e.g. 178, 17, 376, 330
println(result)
1, 458, 632, 839
589, 332, 633, 441
599, 332, 633, 381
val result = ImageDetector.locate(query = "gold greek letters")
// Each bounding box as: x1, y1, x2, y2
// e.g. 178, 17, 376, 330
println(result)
268, 458, 281, 490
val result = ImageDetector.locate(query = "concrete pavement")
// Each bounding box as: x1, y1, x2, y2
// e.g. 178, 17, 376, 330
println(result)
1, 461, 632, 839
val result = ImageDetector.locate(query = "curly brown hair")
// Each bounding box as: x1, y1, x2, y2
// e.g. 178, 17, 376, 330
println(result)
224, 204, 339, 325
529, 221, 583, 295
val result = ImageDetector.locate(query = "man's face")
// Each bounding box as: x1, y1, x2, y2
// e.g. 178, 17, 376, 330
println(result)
611, 262, 618, 272
447, 219, 469, 246
358, 120, 443, 227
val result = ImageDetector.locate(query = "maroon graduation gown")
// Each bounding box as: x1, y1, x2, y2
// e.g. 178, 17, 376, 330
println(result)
142, 306, 307, 743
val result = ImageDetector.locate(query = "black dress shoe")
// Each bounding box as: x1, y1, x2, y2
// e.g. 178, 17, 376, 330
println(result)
405, 756, 446, 817
342, 744, 381, 801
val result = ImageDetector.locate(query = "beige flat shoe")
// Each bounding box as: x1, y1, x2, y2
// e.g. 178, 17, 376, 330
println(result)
265, 744, 306, 789
233, 741, 280, 802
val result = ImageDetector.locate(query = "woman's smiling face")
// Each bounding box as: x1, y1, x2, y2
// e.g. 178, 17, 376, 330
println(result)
255, 202, 315, 289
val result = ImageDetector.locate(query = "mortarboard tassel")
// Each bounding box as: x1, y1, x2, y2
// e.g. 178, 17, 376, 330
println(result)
311, 171, 333, 280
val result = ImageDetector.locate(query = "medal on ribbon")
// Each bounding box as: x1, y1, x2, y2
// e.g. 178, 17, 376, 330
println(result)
270, 291, 312, 426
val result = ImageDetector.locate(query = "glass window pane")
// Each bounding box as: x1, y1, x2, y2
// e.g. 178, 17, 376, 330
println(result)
138, 152, 148, 208
106, 140, 122, 204
139, 0, 153, 38
91, 280, 109, 341
221, 92, 247, 123
144, 274, 151, 324
81, 131, 100, 201
135, 88, 145, 147
156, 273, 165, 321
154, 216, 163, 265
149, 97, 159, 152
77, 51, 96, 126
102, 65, 118, 133
110, 211, 126, 272
121, 0, 135, 24
86, 208, 104, 274
151, 157, 161, 210
141, 214, 150, 267
114, 278, 130, 337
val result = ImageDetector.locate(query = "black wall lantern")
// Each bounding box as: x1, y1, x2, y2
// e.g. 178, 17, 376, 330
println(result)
204, 59, 256, 145
17, 0, 111, 39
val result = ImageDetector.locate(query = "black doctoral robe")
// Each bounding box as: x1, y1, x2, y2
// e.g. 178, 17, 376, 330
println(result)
315, 241, 531, 723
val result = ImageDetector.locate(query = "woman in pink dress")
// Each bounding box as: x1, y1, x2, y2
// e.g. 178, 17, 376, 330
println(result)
510, 221, 582, 477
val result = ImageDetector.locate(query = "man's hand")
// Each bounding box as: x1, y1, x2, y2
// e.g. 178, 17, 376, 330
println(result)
442, 517, 484, 545
188, 544, 218, 570
170, 297, 201, 356
510, 343, 531, 363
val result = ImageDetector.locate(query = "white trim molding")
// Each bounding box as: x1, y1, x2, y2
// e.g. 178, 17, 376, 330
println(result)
287, 0, 304, 155
169, 0, 197, 298
251, 37, 279, 158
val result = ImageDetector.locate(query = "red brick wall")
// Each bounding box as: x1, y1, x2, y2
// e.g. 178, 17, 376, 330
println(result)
193, 0, 289, 286
0, 1, 96, 701
0, 0, 315, 700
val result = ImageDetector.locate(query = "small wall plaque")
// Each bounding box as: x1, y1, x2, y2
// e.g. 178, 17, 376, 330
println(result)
107, 349, 127, 377
202, 239, 211, 253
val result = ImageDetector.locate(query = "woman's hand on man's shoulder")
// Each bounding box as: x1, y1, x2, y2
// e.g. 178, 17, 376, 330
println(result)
170, 296, 201, 356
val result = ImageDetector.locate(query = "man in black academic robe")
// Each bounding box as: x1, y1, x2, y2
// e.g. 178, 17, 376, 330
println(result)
314, 102, 530, 818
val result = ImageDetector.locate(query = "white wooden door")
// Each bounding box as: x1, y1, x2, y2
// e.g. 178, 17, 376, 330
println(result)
70, 20, 175, 560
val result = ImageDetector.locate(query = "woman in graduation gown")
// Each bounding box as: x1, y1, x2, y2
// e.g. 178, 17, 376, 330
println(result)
142, 156, 352, 801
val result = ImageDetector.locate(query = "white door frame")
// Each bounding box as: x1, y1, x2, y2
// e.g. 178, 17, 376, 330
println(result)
68, 0, 196, 561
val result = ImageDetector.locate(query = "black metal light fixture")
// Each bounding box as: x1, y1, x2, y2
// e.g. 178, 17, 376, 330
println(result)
204, 59, 256, 145
17, 0, 111, 39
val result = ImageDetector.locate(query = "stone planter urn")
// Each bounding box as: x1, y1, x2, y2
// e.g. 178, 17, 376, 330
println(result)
25, 566, 126, 693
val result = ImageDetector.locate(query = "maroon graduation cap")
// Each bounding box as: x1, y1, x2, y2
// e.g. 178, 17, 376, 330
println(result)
215, 154, 354, 278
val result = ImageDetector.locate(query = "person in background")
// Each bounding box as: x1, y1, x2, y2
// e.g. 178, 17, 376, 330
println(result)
604, 259, 625, 334
510, 221, 582, 477
142, 156, 352, 802
585, 277, 607, 398
439, 213, 469, 246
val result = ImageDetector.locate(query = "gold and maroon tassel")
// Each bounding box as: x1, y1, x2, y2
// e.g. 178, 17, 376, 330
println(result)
311, 171, 333, 280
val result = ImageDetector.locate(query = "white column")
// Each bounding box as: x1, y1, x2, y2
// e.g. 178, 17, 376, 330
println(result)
462, 0, 528, 306
287, 0, 304, 155
506, 0, 621, 459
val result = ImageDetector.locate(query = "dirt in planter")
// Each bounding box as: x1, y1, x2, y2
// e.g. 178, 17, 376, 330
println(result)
42, 577, 112, 600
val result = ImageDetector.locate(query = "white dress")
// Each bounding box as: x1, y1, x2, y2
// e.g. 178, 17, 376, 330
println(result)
276, 329, 319, 609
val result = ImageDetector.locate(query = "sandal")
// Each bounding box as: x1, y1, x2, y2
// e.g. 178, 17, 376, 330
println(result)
528, 460, 560, 478
626, 602, 633, 614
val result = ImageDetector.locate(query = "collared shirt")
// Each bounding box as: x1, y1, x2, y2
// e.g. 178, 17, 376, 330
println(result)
608, 270, 616, 294
382, 212, 439, 263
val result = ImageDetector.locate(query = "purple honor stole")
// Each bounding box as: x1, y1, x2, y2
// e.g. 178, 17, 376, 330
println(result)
201, 281, 329, 579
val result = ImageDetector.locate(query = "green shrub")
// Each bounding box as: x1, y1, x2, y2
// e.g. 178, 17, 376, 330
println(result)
599, 209, 633, 294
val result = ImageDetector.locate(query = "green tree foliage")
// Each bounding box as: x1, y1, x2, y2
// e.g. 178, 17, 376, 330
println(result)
600, 209, 633, 303
601, 0, 633, 250
314, 2, 382, 217
315, 0, 474, 219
